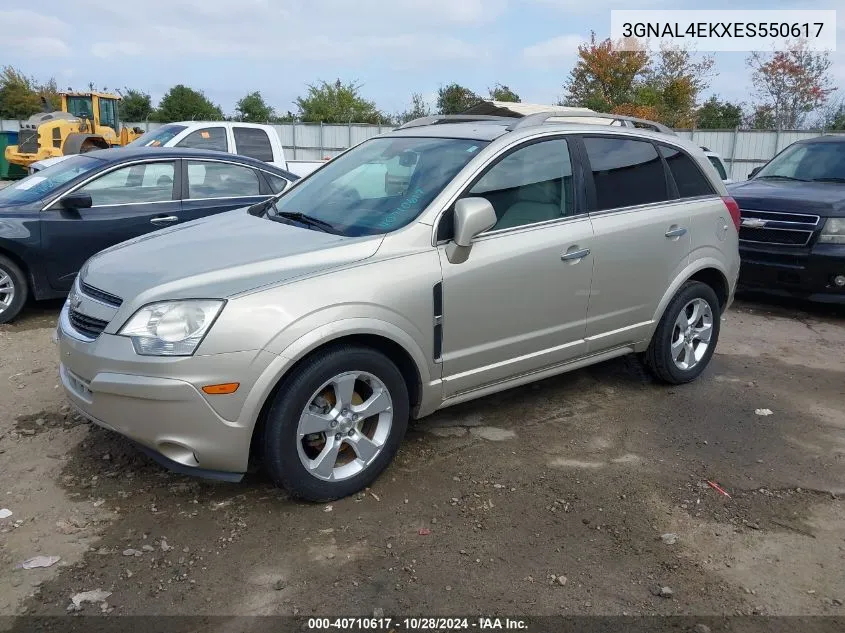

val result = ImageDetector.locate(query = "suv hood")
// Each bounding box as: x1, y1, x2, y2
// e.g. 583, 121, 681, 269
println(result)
727, 179, 845, 216
82, 210, 382, 301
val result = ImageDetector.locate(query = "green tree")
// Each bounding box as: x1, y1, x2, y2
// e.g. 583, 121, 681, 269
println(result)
746, 105, 776, 129
119, 88, 153, 121
437, 83, 482, 114
235, 91, 274, 122
155, 85, 223, 122
643, 46, 714, 127
0, 66, 41, 119
563, 32, 651, 113
696, 96, 743, 129
397, 92, 432, 124
295, 79, 387, 124
488, 83, 520, 102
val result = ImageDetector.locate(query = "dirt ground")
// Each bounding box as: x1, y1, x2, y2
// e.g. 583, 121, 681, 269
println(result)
1, 295, 844, 624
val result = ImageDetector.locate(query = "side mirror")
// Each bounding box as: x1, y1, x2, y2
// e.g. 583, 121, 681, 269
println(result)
445, 197, 497, 264
748, 166, 762, 179
453, 197, 497, 247
61, 191, 93, 210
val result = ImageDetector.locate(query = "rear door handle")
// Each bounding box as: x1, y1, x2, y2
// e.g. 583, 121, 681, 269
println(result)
665, 226, 688, 238
150, 215, 179, 225
561, 247, 590, 262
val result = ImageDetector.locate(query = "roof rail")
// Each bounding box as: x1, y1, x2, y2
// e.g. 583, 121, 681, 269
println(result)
396, 114, 513, 130
506, 111, 676, 135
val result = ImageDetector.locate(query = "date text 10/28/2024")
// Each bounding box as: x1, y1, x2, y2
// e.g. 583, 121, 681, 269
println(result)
306, 617, 529, 630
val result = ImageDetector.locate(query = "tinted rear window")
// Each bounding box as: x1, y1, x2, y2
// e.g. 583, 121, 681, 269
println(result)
659, 145, 715, 198
583, 137, 668, 210
233, 127, 274, 162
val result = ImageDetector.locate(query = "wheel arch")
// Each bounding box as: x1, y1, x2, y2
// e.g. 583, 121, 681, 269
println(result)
246, 324, 433, 467
653, 259, 731, 327
0, 246, 33, 297
63, 133, 109, 155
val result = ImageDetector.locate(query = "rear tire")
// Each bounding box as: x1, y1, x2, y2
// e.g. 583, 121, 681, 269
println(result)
0, 255, 28, 324
645, 281, 720, 384
261, 345, 409, 502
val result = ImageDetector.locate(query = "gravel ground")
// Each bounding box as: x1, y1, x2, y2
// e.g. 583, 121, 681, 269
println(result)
0, 296, 843, 623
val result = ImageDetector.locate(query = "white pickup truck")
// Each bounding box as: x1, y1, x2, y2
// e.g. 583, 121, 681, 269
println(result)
29, 121, 327, 178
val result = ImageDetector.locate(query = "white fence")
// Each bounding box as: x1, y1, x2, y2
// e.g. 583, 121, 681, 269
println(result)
3, 118, 844, 179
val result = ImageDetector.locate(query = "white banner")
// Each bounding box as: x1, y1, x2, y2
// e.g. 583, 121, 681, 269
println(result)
610, 10, 837, 52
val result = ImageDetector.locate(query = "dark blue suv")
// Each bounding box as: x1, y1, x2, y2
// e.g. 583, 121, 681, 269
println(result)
728, 135, 845, 303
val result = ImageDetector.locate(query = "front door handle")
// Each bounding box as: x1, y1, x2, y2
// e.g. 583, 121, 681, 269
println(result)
150, 215, 179, 225
665, 226, 688, 239
561, 247, 590, 262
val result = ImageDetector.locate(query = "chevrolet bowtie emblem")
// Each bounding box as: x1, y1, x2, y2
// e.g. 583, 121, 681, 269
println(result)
741, 218, 768, 228
69, 292, 82, 310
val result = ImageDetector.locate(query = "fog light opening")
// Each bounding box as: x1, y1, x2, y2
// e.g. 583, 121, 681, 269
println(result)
833, 274, 845, 288
157, 441, 200, 467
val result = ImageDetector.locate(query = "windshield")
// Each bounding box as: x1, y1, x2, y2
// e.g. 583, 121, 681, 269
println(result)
273, 136, 488, 236
0, 155, 101, 206
128, 124, 188, 148
66, 96, 94, 119
756, 141, 845, 182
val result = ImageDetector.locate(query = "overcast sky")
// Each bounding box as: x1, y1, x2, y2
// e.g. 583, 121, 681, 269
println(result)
4, 1, 843, 118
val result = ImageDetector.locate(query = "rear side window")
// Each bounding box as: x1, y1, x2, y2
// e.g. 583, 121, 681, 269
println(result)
233, 127, 274, 162
186, 161, 260, 198
659, 145, 716, 198
707, 155, 728, 181
177, 127, 228, 152
583, 137, 668, 211
265, 172, 289, 193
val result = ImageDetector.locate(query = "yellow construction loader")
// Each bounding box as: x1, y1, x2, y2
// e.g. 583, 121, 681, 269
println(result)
4, 91, 144, 168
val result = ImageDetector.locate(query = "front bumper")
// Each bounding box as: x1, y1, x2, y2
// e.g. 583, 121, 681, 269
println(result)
738, 242, 845, 304
56, 306, 277, 477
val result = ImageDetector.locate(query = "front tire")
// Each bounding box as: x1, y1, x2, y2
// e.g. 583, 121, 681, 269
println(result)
0, 255, 27, 324
262, 345, 409, 501
645, 281, 720, 384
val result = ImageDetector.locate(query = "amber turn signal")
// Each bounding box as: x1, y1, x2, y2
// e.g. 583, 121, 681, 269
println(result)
202, 383, 240, 395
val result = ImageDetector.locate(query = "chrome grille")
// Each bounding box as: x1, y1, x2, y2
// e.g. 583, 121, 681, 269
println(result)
17, 129, 39, 154
68, 309, 108, 339
80, 281, 123, 307
739, 209, 821, 247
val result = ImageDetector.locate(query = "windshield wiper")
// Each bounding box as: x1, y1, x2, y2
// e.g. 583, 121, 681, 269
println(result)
757, 175, 810, 182
810, 177, 845, 183
271, 211, 338, 234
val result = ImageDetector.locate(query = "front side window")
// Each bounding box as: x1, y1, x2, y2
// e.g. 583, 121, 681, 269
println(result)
187, 161, 260, 198
233, 127, 273, 162
272, 136, 488, 237
78, 162, 175, 206
583, 137, 668, 210
176, 127, 228, 152
756, 142, 845, 182
0, 155, 102, 206
467, 139, 574, 231
658, 145, 715, 198
127, 124, 188, 147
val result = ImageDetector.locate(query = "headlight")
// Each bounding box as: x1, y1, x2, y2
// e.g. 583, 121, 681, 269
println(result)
819, 218, 845, 244
118, 300, 224, 356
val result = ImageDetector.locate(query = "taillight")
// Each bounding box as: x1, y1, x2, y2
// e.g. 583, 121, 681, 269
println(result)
722, 196, 741, 231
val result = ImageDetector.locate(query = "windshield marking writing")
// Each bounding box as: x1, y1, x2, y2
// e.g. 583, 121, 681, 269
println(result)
377, 187, 425, 229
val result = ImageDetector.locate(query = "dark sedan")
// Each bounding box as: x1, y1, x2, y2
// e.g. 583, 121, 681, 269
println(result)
0, 147, 298, 322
